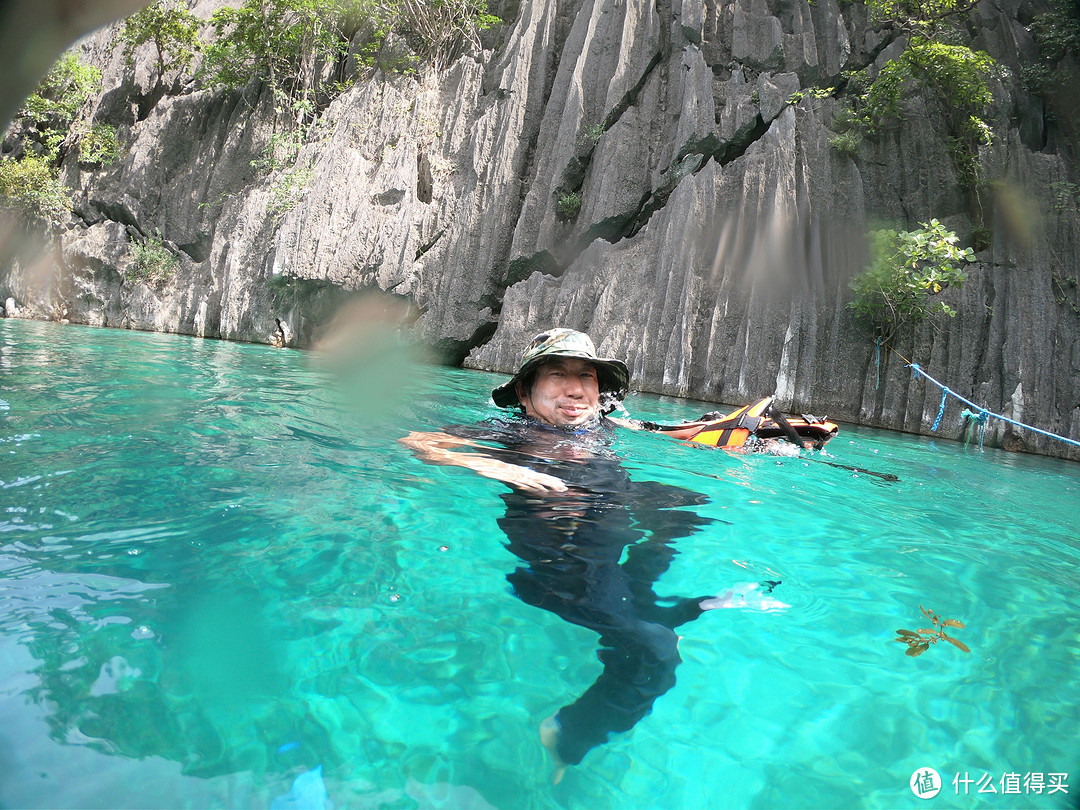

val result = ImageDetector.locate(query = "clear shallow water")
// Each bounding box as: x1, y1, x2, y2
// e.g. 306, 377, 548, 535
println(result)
1, 318, 1078, 810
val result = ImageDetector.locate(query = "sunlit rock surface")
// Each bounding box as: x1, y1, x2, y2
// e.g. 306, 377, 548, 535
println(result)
2, 0, 1078, 459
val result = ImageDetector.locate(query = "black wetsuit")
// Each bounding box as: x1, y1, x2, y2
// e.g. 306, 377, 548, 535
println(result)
447, 415, 714, 766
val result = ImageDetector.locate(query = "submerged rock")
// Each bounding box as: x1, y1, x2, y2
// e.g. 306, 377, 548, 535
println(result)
270, 765, 332, 810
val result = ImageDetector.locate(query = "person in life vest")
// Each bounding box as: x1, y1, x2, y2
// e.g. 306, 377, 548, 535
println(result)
400, 328, 788, 783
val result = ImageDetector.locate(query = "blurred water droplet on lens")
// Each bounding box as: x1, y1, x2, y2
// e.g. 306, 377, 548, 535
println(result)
312, 292, 425, 425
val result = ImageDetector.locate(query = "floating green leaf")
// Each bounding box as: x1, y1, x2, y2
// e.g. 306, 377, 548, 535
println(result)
945, 636, 971, 652
893, 606, 970, 656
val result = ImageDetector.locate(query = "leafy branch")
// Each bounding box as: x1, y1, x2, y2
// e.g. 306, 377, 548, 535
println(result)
867, 0, 981, 38
825, 0, 999, 196
894, 606, 970, 656
116, 0, 202, 92
392, 0, 500, 72
848, 219, 975, 344
0, 154, 71, 232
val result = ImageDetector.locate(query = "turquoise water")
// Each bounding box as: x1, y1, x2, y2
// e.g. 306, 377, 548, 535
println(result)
1, 318, 1078, 809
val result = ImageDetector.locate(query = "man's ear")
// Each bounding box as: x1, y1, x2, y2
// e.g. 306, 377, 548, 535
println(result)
514, 380, 529, 406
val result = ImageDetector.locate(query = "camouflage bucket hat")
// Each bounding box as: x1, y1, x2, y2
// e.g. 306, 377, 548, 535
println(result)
491, 328, 630, 410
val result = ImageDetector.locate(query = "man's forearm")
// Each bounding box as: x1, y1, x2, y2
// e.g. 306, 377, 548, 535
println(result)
399, 431, 568, 494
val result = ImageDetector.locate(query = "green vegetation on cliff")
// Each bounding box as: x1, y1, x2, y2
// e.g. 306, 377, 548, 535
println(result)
196, 0, 501, 175
203, 0, 353, 101
1, 0, 501, 232
861, 40, 996, 187
117, 0, 202, 91
22, 52, 102, 128
126, 232, 179, 286
1021, 0, 1080, 142
827, 0, 999, 193
21, 52, 104, 163
74, 122, 121, 168
0, 154, 70, 232
865, 0, 978, 35
202, 0, 500, 107
1022, 0, 1080, 95
0, 53, 103, 231
849, 219, 974, 344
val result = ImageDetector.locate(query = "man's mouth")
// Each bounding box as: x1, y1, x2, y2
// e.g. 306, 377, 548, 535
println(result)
558, 404, 592, 419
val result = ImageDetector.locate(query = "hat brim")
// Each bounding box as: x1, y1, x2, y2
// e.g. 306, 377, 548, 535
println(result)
491, 354, 630, 409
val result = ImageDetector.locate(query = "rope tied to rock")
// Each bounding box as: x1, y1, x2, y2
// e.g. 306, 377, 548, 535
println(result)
908, 363, 1080, 449
931, 387, 949, 432
910, 364, 952, 431
960, 408, 990, 449
874, 338, 882, 391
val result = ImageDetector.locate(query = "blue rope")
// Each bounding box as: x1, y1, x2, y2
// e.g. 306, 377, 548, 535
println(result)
874, 339, 882, 391
931, 387, 949, 432
961, 410, 975, 448
910, 364, 1080, 448
960, 408, 990, 449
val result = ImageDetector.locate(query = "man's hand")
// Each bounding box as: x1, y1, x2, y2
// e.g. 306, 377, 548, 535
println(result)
700, 582, 791, 612
399, 431, 568, 494
468, 457, 569, 494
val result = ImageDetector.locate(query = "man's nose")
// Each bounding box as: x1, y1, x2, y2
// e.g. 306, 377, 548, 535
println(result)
563, 375, 584, 396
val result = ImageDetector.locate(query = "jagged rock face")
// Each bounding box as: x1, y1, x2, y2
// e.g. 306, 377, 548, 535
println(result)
2, 0, 1079, 459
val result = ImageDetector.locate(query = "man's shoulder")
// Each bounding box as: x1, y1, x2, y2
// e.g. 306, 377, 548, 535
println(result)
445, 414, 616, 447
444, 415, 536, 445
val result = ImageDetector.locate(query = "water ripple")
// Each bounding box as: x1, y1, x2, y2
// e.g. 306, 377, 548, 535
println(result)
1, 320, 1078, 809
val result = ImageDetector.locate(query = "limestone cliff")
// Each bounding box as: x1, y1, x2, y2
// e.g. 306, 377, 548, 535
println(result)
2, 0, 1079, 459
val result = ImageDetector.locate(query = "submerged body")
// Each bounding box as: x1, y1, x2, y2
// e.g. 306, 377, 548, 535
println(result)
399, 329, 789, 780
444, 415, 714, 767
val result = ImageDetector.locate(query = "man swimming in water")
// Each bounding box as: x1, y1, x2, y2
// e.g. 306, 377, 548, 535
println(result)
400, 328, 786, 782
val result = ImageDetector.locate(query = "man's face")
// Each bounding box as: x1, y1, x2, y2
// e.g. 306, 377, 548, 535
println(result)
516, 357, 601, 428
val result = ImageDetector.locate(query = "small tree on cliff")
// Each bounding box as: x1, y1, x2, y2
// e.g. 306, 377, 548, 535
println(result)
849, 219, 975, 345
202, 0, 500, 107
856, 39, 996, 189
201, 0, 501, 176
20, 52, 103, 163
116, 0, 202, 105
203, 0, 344, 103
1021, 0, 1080, 145
831, 0, 999, 203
